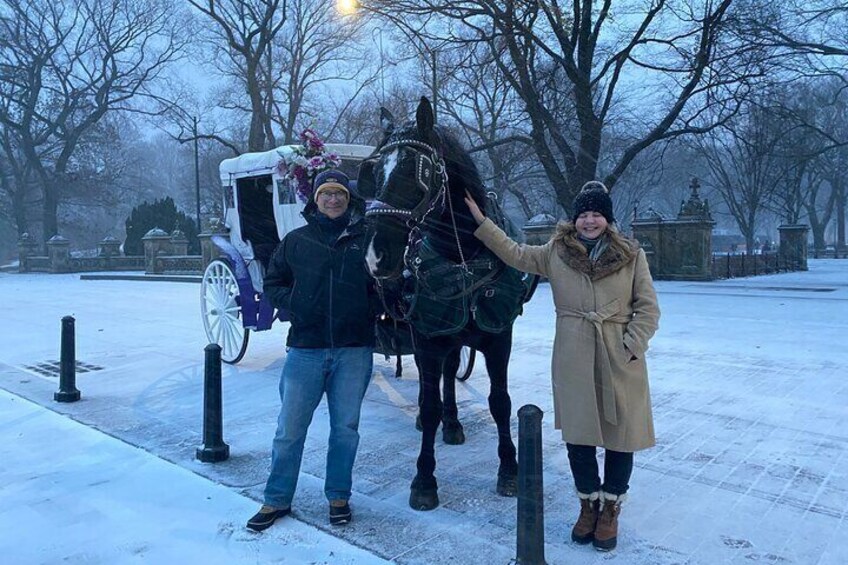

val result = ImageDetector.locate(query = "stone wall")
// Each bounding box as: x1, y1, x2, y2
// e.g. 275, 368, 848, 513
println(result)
17, 227, 221, 275
632, 179, 811, 281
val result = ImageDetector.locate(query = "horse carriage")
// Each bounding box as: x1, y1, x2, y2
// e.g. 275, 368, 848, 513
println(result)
199, 141, 476, 378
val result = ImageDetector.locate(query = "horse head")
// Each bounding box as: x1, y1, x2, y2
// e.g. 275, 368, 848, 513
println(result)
363, 96, 483, 279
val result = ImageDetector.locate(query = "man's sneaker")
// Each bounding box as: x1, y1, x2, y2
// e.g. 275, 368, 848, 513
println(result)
246, 505, 290, 531
329, 501, 352, 526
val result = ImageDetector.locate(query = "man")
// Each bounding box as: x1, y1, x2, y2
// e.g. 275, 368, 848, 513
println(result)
247, 169, 376, 531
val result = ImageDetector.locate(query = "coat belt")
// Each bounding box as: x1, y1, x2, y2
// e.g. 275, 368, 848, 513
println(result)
557, 303, 630, 426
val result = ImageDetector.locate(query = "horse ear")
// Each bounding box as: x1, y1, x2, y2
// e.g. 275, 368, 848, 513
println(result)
416, 97, 434, 136
380, 107, 395, 136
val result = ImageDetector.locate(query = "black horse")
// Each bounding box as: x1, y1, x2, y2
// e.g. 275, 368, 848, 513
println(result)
360, 97, 528, 511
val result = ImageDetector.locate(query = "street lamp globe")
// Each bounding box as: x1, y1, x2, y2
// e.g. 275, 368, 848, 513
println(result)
336, 0, 358, 16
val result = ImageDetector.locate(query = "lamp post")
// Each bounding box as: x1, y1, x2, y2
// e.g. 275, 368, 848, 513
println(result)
176, 112, 202, 233
429, 47, 438, 123
372, 27, 385, 104
337, 0, 440, 122
192, 116, 201, 233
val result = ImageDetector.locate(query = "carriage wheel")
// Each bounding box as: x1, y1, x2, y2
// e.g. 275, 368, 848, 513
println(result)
201, 259, 250, 364
455, 347, 476, 382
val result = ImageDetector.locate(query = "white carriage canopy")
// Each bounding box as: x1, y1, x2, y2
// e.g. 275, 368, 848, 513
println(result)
218, 144, 374, 292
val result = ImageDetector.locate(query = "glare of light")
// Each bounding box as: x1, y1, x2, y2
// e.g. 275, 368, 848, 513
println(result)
336, 0, 358, 16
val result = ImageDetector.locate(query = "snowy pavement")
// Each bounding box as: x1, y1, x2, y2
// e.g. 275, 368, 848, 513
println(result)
1, 259, 847, 564
0, 390, 387, 564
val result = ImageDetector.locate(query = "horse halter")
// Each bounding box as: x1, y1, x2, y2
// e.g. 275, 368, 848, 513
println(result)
364, 138, 447, 226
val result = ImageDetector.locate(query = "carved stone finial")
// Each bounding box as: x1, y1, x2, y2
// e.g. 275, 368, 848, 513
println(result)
678, 177, 712, 220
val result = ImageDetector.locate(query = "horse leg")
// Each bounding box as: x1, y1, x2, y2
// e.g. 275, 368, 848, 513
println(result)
410, 352, 443, 510
441, 349, 465, 445
480, 329, 518, 497
414, 356, 424, 432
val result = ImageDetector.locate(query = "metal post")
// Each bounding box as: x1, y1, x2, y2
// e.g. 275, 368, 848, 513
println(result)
373, 27, 385, 104
196, 344, 230, 462
54, 316, 81, 402
193, 115, 202, 233
516, 404, 545, 564
430, 49, 438, 123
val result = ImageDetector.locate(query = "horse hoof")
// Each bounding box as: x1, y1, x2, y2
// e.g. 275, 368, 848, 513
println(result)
409, 487, 440, 510
496, 474, 517, 497
415, 414, 423, 432
442, 424, 465, 445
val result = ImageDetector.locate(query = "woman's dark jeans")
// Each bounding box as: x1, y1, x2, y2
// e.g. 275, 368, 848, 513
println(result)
566, 443, 634, 496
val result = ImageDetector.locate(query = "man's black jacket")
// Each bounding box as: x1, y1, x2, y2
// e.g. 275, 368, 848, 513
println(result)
264, 205, 376, 349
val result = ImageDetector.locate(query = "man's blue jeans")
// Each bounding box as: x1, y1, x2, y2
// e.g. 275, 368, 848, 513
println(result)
263, 346, 373, 509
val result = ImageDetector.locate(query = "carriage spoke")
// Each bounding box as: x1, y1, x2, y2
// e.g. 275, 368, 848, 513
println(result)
202, 259, 248, 363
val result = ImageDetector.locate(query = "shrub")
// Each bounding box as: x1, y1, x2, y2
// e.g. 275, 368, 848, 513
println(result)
124, 197, 199, 255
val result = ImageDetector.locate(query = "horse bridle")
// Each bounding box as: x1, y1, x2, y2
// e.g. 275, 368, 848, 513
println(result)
364, 138, 448, 226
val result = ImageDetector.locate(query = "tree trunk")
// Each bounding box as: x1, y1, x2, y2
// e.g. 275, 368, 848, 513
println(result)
1, 173, 30, 237
42, 179, 59, 244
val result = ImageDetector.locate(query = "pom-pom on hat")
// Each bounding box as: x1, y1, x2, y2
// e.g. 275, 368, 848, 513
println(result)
571, 180, 614, 224
313, 169, 350, 201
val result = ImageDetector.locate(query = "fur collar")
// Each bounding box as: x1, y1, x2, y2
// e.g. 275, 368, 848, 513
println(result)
554, 223, 639, 281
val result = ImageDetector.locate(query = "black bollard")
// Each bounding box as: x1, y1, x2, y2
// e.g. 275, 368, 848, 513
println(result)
516, 404, 545, 564
196, 344, 230, 462
54, 316, 81, 403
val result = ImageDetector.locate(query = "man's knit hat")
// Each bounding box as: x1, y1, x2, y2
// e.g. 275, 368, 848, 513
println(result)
313, 169, 350, 201
571, 181, 614, 224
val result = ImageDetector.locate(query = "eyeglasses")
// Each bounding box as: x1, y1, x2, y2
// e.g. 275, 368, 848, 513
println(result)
318, 190, 347, 201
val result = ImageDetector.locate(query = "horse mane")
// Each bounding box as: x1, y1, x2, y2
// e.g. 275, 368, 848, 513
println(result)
389, 121, 488, 209
435, 127, 487, 207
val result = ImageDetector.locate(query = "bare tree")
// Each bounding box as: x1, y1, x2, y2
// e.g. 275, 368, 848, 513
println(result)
438, 43, 542, 219
0, 0, 190, 245
365, 0, 765, 215
274, 0, 369, 143
696, 102, 787, 252
741, 0, 848, 60
189, 0, 288, 152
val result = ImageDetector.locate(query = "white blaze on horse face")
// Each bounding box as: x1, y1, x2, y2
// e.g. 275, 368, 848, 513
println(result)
365, 237, 382, 275
381, 148, 399, 192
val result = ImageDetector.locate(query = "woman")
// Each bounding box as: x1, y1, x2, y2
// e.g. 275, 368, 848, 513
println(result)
465, 181, 659, 551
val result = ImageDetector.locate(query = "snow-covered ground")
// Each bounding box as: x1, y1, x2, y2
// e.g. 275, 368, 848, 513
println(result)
1, 260, 847, 564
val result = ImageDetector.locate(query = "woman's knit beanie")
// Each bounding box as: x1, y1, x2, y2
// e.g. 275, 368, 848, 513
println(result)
571, 180, 614, 224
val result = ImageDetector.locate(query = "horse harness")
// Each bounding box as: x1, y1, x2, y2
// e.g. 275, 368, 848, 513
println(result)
364, 138, 530, 338
364, 138, 447, 226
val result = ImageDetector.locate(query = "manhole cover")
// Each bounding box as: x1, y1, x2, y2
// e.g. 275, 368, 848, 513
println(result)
22, 360, 104, 378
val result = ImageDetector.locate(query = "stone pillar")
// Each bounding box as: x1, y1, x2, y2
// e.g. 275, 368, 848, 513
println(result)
170, 229, 189, 256
632, 178, 716, 280
46, 235, 71, 273
778, 224, 809, 271
17, 233, 39, 273
199, 218, 229, 271
631, 208, 664, 277
142, 228, 170, 274
98, 236, 121, 258
522, 214, 557, 245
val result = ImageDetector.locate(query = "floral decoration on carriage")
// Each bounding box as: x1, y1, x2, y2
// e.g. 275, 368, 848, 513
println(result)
275, 128, 341, 203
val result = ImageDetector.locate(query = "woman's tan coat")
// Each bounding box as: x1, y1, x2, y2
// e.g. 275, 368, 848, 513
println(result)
475, 219, 660, 452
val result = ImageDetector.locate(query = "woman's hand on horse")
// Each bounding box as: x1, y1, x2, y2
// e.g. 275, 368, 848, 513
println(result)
464, 191, 485, 225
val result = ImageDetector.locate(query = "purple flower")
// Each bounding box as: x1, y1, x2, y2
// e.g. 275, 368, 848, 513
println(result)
308, 156, 324, 169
